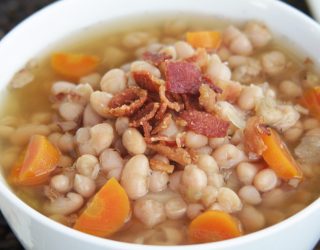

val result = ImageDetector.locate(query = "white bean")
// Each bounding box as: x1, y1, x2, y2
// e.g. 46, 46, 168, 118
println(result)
76, 154, 100, 179
83, 104, 103, 127
121, 154, 150, 199
254, 169, 278, 192
90, 91, 113, 118
279, 80, 302, 98
244, 21, 271, 48
201, 186, 218, 208
50, 175, 72, 193
195, 146, 213, 155
208, 137, 229, 149
229, 34, 253, 56
237, 85, 263, 111
168, 171, 183, 192
185, 131, 208, 149
90, 123, 114, 154
44, 192, 84, 215
238, 185, 262, 205
134, 199, 166, 228
130, 60, 161, 78
115, 117, 129, 135
79, 72, 101, 90
174, 41, 194, 59
122, 32, 150, 49
261, 51, 286, 76
99, 148, 123, 173
197, 154, 219, 175
212, 144, 246, 169
165, 197, 187, 220
236, 162, 260, 185
208, 173, 225, 188
73, 174, 96, 198
187, 203, 204, 220
152, 154, 169, 164
239, 205, 265, 232
100, 69, 127, 94
107, 167, 123, 180
181, 164, 207, 201
58, 133, 74, 152
206, 55, 231, 81
149, 171, 169, 193
261, 188, 288, 208
122, 128, 146, 155
217, 187, 242, 213
59, 102, 84, 121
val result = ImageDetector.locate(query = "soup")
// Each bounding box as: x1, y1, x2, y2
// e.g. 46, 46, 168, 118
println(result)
0, 15, 319, 245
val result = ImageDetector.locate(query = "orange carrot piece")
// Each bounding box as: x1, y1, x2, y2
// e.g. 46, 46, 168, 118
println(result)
186, 31, 222, 49
9, 135, 60, 186
73, 178, 130, 237
188, 210, 241, 243
299, 86, 320, 120
51, 52, 99, 79
260, 128, 303, 181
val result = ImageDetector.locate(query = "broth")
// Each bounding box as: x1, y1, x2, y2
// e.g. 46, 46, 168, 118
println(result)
0, 14, 319, 245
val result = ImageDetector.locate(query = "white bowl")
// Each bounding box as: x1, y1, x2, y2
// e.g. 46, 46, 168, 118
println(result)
0, 0, 319, 249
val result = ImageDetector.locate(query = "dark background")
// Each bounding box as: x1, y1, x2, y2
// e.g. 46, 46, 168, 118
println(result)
0, 0, 318, 249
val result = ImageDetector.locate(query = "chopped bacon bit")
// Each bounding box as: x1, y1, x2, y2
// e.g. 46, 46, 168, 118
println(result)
185, 48, 209, 69
130, 102, 160, 127
150, 135, 174, 143
152, 113, 172, 135
182, 94, 193, 111
143, 51, 172, 66
149, 159, 175, 174
159, 85, 182, 112
148, 143, 191, 166
202, 75, 223, 94
165, 61, 202, 94
243, 116, 269, 155
180, 110, 229, 137
132, 71, 164, 92
181, 94, 202, 111
142, 121, 152, 143
108, 87, 147, 117
155, 102, 168, 120
199, 84, 217, 113
176, 132, 186, 148
215, 79, 243, 103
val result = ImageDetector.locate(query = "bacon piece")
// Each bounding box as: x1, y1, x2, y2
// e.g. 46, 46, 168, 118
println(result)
108, 87, 147, 117
130, 102, 160, 127
142, 121, 152, 143
159, 85, 182, 112
143, 51, 172, 66
148, 143, 191, 166
199, 84, 217, 113
202, 75, 223, 94
243, 116, 269, 155
180, 110, 229, 137
165, 61, 202, 94
155, 102, 168, 120
150, 159, 175, 174
132, 71, 165, 92
152, 113, 172, 135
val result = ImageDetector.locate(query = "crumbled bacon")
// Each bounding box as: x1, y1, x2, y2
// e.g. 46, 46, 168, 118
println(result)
199, 84, 217, 113
130, 102, 160, 127
148, 143, 191, 165
155, 102, 168, 120
142, 121, 152, 143
132, 71, 164, 92
152, 113, 172, 135
202, 75, 223, 94
149, 159, 175, 174
108, 87, 147, 117
180, 110, 229, 137
159, 85, 182, 112
165, 61, 202, 94
142, 51, 172, 66
243, 116, 269, 155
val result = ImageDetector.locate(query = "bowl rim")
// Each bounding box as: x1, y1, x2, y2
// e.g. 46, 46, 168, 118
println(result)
0, 0, 320, 249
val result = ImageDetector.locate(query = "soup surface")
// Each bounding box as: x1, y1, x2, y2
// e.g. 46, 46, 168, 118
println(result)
0, 15, 320, 245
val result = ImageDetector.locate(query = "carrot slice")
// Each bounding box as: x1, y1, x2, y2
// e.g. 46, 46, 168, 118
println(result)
73, 178, 130, 237
260, 128, 303, 180
9, 135, 60, 186
188, 210, 241, 243
299, 86, 320, 120
186, 31, 222, 49
51, 52, 99, 79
